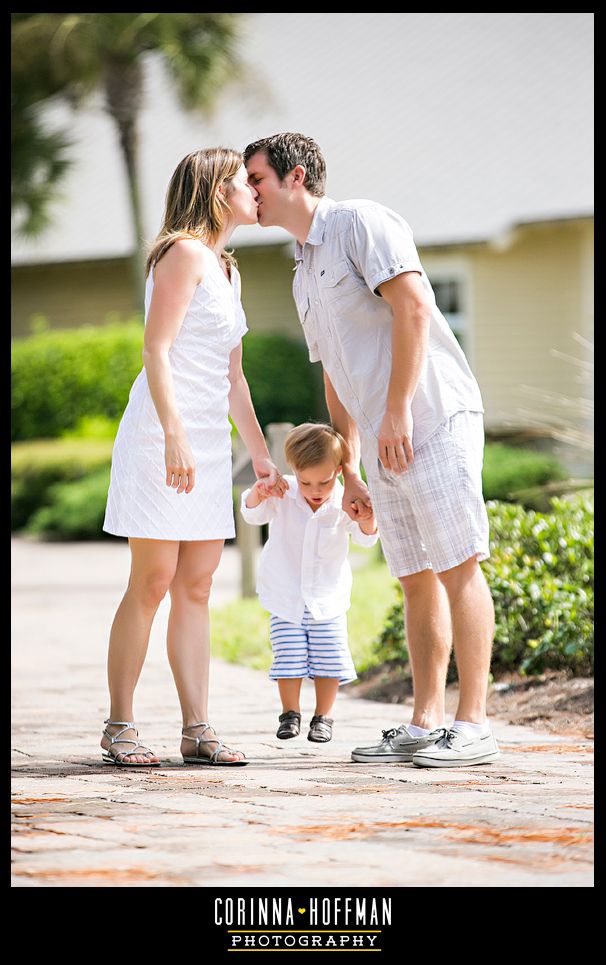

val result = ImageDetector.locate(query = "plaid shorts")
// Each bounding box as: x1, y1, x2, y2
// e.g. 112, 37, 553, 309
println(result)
363, 410, 490, 578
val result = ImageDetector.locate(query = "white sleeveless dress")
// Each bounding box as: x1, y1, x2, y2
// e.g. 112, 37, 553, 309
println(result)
103, 254, 248, 540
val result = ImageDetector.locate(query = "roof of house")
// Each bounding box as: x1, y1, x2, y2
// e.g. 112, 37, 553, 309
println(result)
11, 12, 593, 266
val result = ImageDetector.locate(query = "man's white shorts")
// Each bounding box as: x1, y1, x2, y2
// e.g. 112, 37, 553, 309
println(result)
364, 410, 490, 578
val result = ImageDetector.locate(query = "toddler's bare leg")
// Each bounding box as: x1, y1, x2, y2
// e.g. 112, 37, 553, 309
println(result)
278, 678, 303, 712
313, 677, 339, 717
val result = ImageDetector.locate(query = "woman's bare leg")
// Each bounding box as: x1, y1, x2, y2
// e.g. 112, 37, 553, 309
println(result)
167, 540, 244, 762
101, 538, 180, 763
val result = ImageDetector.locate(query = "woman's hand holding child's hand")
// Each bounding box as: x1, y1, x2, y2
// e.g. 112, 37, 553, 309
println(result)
247, 474, 290, 507
257, 474, 289, 500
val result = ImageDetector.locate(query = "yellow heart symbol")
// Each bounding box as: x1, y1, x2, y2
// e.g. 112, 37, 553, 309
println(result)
298, 908, 306, 914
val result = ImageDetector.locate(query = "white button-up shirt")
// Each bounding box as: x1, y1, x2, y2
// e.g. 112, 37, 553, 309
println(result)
292, 197, 484, 484
240, 475, 378, 625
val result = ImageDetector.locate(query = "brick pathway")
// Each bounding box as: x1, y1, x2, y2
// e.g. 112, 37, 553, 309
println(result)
11, 537, 593, 887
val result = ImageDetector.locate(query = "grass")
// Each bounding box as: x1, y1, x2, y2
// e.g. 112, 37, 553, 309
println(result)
209, 547, 397, 675
348, 549, 400, 671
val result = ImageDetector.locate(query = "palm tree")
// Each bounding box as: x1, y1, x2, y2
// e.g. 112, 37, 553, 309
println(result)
12, 13, 77, 238
12, 13, 246, 313
11, 89, 73, 238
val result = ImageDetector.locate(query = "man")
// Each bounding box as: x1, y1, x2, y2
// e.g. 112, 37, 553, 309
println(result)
244, 132, 499, 767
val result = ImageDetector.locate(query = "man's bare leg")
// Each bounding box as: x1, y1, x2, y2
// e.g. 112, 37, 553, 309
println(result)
399, 569, 452, 730
436, 557, 495, 723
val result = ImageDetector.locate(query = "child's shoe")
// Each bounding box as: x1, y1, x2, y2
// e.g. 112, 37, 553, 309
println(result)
308, 715, 333, 742
277, 710, 301, 739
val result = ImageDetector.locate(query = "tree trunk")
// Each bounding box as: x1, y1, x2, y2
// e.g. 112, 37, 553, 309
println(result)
104, 58, 146, 317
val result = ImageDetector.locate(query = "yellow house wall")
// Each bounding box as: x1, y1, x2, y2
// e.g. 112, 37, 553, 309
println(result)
468, 220, 593, 434
11, 259, 136, 336
11, 245, 302, 340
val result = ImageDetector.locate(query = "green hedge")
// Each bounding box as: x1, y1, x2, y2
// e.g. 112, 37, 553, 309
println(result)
11, 323, 145, 441
11, 437, 115, 530
241, 332, 325, 429
11, 323, 324, 441
484, 493, 593, 675
26, 466, 112, 541
482, 443, 566, 501
372, 492, 593, 677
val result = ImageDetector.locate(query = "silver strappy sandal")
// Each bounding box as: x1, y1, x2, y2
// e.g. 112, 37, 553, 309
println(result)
181, 721, 248, 766
101, 718, 161, 767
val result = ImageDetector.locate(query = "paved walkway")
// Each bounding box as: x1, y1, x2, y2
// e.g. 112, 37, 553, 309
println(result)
12, 537, 593, 887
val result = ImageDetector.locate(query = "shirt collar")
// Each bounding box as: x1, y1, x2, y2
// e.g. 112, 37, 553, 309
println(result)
285, 475, 306, 512
294, 196, 337, 262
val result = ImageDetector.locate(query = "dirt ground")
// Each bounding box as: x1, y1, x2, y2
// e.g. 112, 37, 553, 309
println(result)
349, 667, 594, 740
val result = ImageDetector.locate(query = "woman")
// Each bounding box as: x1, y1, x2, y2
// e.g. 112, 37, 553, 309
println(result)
101, 147, 285, 766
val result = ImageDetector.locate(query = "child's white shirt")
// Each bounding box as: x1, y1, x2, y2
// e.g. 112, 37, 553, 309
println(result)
240, 475, 379, 625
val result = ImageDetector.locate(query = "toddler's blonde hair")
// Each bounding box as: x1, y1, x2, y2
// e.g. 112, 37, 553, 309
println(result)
284, 423, 345, 472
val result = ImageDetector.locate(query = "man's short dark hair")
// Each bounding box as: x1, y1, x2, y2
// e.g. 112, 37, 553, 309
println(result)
243, 133, 326, 197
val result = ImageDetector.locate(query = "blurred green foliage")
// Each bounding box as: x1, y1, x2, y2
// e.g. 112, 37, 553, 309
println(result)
26, 467, 111, 541
482, 442, 567, 500
372, 492, 593, 677
11, 322, 145, 441
11, 437, 114, 530
11, 323, 324, 441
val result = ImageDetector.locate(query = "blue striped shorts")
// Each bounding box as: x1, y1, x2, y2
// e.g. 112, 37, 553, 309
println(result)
269, 608, 357, 684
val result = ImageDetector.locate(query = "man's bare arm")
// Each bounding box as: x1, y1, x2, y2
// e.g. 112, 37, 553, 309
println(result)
323, 369, 372, 520
376, 271, 431, 474
323, 369, 360, 477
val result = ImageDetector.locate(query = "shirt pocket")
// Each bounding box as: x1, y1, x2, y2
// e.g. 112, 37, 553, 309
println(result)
318, 258, 366, 304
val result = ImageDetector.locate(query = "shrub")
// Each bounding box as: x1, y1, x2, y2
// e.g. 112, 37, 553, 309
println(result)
61, 415, 121, 440
11, 322, 145, 441
372, 493, 593, 677
482, 443, 567, 502
241, 332, 325, 428
25, 467, 113, 541
11, 438, 114, 530
484, 493, 593, 675
11, 324, 324, 441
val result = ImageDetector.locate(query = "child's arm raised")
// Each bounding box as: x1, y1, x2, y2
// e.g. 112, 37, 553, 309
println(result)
357, 509, 379, 537
240, 480, 283, 526
344, 505, 380, 547
245, 479, 280, 508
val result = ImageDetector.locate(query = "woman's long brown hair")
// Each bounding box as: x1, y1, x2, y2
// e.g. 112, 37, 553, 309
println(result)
145, 147, 242, 279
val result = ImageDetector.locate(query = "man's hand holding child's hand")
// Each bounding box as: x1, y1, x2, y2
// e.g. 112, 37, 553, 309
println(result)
351, 496, 374, 521
351, 497, 378, 536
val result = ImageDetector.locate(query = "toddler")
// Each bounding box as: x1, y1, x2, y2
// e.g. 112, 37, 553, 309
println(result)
240, 423, 378, 742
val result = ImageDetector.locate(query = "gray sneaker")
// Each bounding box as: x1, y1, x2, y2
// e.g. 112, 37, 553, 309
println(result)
351, 725, 442, 763
412, 726, 500, 767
